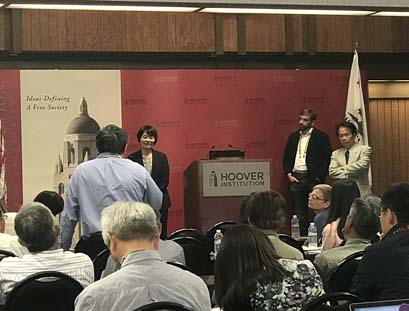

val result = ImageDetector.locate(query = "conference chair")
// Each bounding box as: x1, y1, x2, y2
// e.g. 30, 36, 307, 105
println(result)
134, 301, 193, 311
5, 271, 84, 311
0, 250, 16, 261
302, 292, 365, 311
278, 234, 306, 258
172, 236, 211, 276
206, 221, 237, 246
74, 233, 107, 261
168, 228, 210, 251
92, 248, 111, 281
328, 250, 365, 292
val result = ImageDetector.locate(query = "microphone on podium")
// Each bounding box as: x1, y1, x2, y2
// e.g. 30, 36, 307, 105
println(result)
201, 145, 215, 160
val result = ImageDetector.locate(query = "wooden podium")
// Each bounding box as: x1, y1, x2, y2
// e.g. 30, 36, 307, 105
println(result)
183, 159, 272, 232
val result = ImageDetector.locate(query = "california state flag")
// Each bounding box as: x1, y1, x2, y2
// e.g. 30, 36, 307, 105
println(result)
345, 50, 372, 184
345, 50, 369, 145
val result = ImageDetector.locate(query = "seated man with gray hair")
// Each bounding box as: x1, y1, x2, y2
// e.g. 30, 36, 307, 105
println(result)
0, 202, 94, 305
75, 202, 211, 311
102, 206, 185, 277
314, 197, 379, 282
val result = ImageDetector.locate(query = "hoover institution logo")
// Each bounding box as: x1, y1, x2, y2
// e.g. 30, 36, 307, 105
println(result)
203, 162, 270, 197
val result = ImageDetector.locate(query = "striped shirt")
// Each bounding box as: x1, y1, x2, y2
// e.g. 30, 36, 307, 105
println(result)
0, 249, 94, 305
0, 233, 29, 257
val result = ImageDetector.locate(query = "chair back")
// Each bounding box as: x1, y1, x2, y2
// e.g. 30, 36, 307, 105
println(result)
134, 301, 193, 311
328, 250, 365, 292
302, 292, 365, 311
171, 237, 211, 276
5, 271, 84, 311
206, 221, 237, 246
278, 234, 306, 258
93, 248, 110, 281
0, 250, 16, 261
168, 228, 210, 251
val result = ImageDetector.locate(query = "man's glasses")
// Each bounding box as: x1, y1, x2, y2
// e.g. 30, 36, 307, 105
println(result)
308, 193, 325, 201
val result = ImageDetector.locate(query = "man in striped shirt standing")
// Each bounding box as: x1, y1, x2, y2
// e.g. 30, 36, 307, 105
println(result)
0, 202, 94, 305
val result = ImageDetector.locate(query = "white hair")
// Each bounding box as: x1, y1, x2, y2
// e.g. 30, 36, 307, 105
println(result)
101, 202, 158, 245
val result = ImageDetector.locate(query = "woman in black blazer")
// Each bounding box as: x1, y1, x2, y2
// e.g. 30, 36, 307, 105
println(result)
128, 125, 171, 239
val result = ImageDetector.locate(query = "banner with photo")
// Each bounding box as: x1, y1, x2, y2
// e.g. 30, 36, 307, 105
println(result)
20, 70, 122, 204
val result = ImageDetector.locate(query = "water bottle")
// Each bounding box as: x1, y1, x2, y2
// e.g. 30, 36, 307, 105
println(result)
291, 215, 300, 239
308, 222, 318, 247
214, 229, 223, 255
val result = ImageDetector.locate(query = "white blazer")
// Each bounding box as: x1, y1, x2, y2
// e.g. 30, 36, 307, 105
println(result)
329, 143, 372, 197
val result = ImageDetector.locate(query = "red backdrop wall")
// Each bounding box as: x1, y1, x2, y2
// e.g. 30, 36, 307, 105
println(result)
121, 69, 354, 234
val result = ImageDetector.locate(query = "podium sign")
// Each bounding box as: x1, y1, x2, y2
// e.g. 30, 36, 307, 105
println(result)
202, 161, 270, 197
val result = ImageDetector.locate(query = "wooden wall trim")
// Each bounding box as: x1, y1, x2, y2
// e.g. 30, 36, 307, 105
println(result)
369, 81, 409, 99
11, 10, 22, 53
0, 10, 406, 54
214, 14, 224, 55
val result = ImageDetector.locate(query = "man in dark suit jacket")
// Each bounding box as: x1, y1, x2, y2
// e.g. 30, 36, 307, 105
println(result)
283, 108, 332, 236
351, 182, 409, 301
128, 125, 171, 239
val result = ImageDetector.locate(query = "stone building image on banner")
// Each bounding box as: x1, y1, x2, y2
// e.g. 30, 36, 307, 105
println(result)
54, 97, 100, 196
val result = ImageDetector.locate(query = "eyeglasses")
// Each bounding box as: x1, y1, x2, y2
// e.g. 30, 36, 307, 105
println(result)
308, 193, 325, 201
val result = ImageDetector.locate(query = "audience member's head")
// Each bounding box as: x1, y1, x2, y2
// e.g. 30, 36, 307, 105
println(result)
326, 179, 361, 240
33, 190, 64, 216
137, 125, 158, 145
14, 202, 57, 253
308, 184, 331, 213
101, 202, 159, 261
239, 193, 254, 224
343, 198, 380, 241
246, 191, 286, 233
380, 182, 409, 237
214, 224, 284, 311
96, 124, 128, 155
151, 206, 163, 237
365, 195, 382, 217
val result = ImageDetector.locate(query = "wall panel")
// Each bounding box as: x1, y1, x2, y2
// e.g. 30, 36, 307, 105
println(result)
245, 14, 285, 52
369, 98, 409, 196
20, 10, 215, 52
223, 15, 238, 52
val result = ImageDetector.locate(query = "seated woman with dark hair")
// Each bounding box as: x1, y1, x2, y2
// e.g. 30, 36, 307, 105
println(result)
321, 179, 361, 251
214, 225, 324, 311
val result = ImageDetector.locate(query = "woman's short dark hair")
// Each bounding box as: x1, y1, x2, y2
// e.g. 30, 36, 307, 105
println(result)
136, 125, 158, 144
336, 121, 357, 136
246, 191, 286, 231
326, 179, 361, 240
214, 225, 285, 311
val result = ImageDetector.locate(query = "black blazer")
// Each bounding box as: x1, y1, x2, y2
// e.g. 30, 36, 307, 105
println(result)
282, 128, 332, 183
128, 149, 171, 209
351, 224, 409, 301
